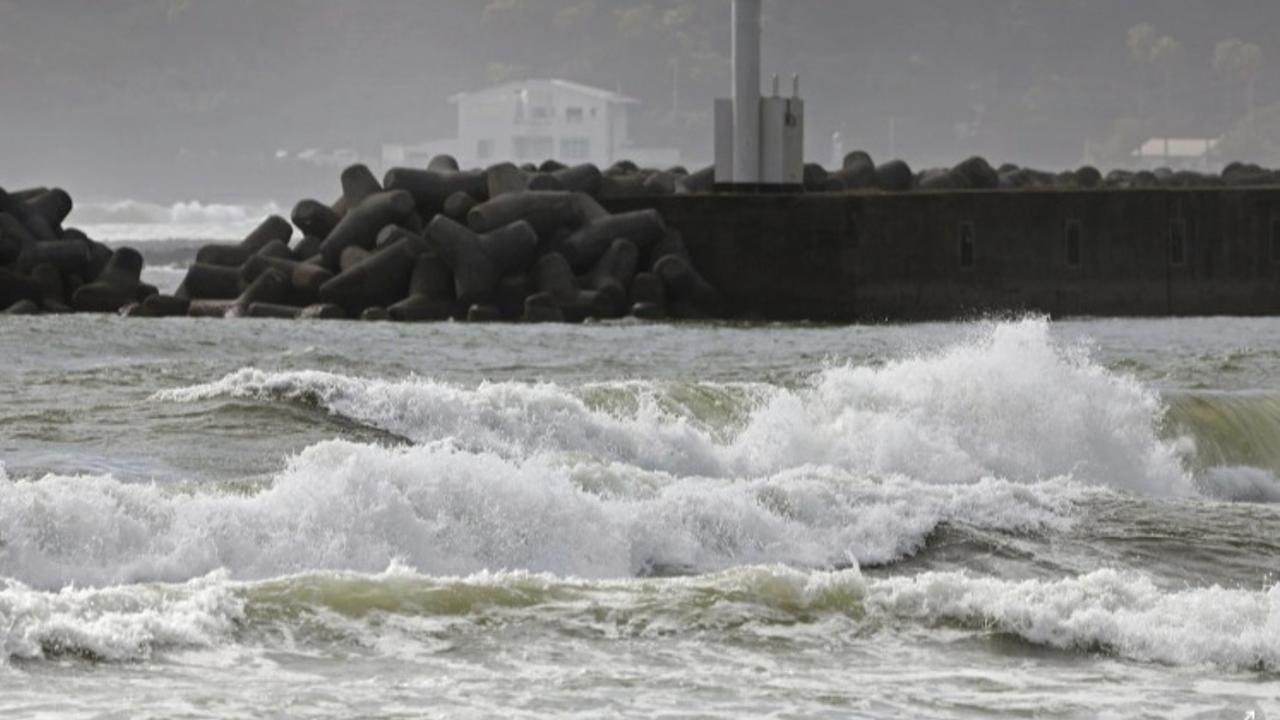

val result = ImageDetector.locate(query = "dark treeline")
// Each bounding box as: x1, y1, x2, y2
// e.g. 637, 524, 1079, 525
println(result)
1, 0, 1278, 201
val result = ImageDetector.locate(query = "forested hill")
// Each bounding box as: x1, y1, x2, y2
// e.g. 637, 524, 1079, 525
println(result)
2, 0, 1276, 201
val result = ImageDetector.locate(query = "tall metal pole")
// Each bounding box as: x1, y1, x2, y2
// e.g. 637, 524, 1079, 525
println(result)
732, 0, 761, 184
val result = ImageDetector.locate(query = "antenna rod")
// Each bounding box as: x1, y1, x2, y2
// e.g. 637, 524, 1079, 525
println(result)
732, 0, 761, 184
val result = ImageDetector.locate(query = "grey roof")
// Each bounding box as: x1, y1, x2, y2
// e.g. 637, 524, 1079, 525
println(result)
449, 78, 638, 105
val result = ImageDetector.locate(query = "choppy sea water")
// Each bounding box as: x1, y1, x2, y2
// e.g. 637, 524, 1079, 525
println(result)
0, 312, 1277, 719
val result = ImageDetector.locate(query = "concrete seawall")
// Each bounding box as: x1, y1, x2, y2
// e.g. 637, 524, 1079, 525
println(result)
605, 188, 1280, 321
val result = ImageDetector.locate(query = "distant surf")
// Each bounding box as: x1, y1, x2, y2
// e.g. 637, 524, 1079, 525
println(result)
69, 198, 285, 243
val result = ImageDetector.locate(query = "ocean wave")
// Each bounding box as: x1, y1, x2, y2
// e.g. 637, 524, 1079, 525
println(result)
0, 571, 242, 662
155, 319, 1194, 495
0, 564, 863, 663
0, 442, 1073, 588
243, 562, 868, 625
4, 563, 1275, 673
1166, 392, 1280, 485
868, 568, 1280, 671
157, 371, 760, 478
1199, 466, 1280, 503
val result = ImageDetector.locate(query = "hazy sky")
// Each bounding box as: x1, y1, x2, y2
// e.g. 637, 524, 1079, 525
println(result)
1, 0, 1276, 202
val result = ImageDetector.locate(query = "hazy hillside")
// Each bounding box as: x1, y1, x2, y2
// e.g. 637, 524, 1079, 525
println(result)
1, 0, 1277, 201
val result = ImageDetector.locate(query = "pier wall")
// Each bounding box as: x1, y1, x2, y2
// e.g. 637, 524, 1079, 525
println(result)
605, 189, 1280, 321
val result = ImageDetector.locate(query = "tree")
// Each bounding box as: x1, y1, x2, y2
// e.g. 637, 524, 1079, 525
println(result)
1213, 39, 1263, 136
1127, 23, 1183, 126
1084, 117, 1146, 169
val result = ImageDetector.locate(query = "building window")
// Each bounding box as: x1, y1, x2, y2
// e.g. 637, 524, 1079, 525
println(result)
525, 87, 553, 125
958, 222, 976, 269
560, 137, 590, 161
514, 136, 554, 161
1065, 220, 1081, 268
476, 139, 494, 162
1271, 219, 1280, 264
1169, 218, 1187, 266
566, 107, 585, 124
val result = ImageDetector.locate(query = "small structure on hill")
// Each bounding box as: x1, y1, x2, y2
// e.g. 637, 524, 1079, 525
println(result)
1130, 136, 1222, 172
385, 79, 679, 172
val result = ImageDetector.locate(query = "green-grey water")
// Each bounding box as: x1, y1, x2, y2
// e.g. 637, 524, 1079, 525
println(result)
1, 314, 1277, 719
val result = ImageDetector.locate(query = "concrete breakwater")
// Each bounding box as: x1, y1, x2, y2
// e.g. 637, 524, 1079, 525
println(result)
607, 184, 1280, 321
3, 153, 1280, 322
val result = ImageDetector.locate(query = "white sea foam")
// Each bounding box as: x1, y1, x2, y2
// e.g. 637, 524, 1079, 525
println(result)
0, 444, 1073, 588
156, 320, 1195, 495
156, 370, 743, 478
0, 571, 242, 662
13, 317, 1272, 677
868, 568, 1280, 671
3, 562, 1274, 672
1200, 466, 1280, 503
1, 319, 1233, 591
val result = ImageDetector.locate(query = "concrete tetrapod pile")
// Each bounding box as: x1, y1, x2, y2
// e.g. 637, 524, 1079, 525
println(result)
802, 152, 1280, 193
470, 152, 1280, 195
165, 157, 721, 322
0, 187, 156, 316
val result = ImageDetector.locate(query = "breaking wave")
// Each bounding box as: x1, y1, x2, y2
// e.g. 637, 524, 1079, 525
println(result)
0, 444, 1072, 588
869, 568, 1280, 671
3, 318, 1278, 675
1, 318, 1230, 589
0, 571, 242, 662
3, 564, 1275, 672
155, 320, 1195, 495
1166, 392, 1280, 501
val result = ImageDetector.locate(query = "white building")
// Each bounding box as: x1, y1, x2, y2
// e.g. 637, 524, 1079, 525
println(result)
1130, 137, 1222, 171
383, 79, 679, 171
